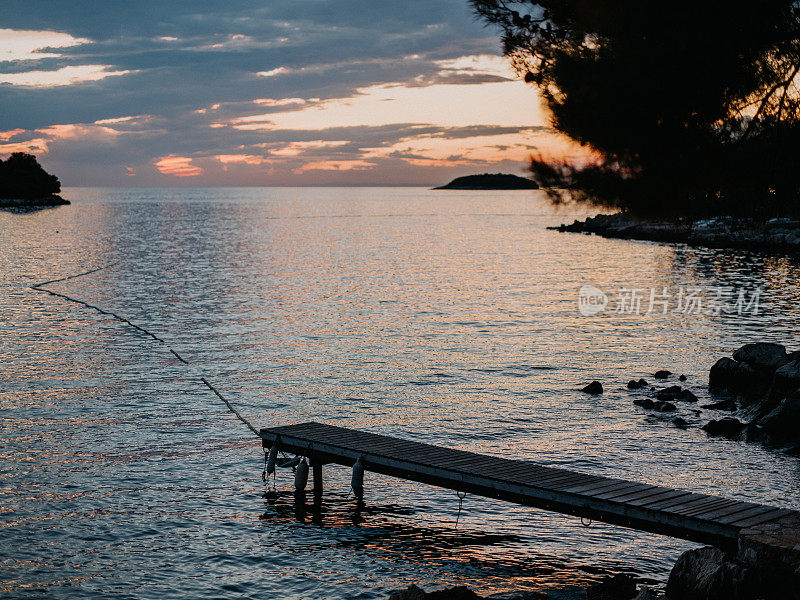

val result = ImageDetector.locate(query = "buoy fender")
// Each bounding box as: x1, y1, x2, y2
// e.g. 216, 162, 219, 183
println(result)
267, 444, 279, 475
295, 459, 309, 491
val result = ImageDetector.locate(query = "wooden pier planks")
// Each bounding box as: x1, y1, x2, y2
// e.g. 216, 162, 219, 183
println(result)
260, 421, 796, 547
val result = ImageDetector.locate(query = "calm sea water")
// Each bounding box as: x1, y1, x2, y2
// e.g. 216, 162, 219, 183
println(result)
1, 187, 799, 599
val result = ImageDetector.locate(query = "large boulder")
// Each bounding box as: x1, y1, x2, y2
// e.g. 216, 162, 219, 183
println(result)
772, 360, 800, 398
666, 547, 758, 600
732, 343, 789, 372
709, 358, 769, 396
758, 390, 800, 438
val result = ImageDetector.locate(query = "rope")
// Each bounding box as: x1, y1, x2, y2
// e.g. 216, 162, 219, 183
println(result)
29, 262, 261, 438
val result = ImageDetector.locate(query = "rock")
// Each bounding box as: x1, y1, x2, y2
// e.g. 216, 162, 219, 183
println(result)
666, 546, 758, 600
709, 357, 738, 388
772, 360, 800, 397
679, 374, 688, 382
654, 370, 672, 379
628, 380, 643, 389
709, 357, 770, 397
703, 417, 746, 437
586, 574, 637, 600
634, 398, 655, 409
633, 588, 659, 600
674, 417, 689, 428
638, 378, 648, 386
389, 585, 427, 600
732, 343, 789, 372
676, 389, 699, 402
654, 400, 677, 412
583, 381, 604, 394
657, 385, 682, 401
388, 586, 484, 600
426, 587, 483, 600
701, 399, 736, 411
758, 390, 800, 438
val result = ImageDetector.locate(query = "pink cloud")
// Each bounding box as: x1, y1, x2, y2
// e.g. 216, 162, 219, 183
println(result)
154, 155, 203, 177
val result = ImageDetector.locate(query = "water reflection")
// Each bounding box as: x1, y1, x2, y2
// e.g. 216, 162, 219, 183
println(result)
0, 187, 799, 599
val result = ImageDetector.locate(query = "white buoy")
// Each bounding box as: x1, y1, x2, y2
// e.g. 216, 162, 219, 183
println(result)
295, 459, 309, 491
351, 456, 365, 498
266, 444, 279, 475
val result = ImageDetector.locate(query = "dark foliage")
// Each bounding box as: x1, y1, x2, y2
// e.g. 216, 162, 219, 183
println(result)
0, 153, 61, 200
472, 0, 800, 217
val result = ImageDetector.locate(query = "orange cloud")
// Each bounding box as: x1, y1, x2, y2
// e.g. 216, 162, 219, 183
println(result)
154, 155, 203, 177
215, 154, 268, 165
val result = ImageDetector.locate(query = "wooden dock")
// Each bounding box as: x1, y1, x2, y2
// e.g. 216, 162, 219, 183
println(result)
260, 422, 799, 550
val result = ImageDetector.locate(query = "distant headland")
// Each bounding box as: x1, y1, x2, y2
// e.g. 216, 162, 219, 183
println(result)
0, 153, 69, 209
434, 173, 540, 190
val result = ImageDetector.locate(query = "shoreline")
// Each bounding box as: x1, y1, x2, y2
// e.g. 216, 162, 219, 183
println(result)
0, 195, 69, 209
549, 213, 800, 254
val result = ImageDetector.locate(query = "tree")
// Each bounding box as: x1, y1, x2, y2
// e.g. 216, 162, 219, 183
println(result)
0, 153, 61, 200
472, 0, 800, 217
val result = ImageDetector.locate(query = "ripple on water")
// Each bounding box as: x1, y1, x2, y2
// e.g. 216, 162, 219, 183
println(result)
1, 187, 799, 599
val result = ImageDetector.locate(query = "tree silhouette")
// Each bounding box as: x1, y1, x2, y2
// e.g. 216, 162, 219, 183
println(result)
472, 0, 800, 217
0, 153, 61, 200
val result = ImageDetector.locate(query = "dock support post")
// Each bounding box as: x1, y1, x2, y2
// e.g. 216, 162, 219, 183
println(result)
312, 461, 323, 500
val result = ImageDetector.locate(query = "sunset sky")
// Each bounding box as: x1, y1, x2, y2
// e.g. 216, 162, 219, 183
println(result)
0, 1, 588, 186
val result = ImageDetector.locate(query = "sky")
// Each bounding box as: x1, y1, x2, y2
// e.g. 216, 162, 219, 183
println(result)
0, 1, 588, 187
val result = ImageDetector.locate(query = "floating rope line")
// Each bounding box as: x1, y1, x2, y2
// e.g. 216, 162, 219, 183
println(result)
29, 263, 261, 438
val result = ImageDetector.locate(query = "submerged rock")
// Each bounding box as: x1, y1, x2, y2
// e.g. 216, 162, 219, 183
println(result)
634, 398, 655, 409
673, 417, 689, 428
582, 381, 604, 394
654, 370, 672, 379
654, 400, 677, 412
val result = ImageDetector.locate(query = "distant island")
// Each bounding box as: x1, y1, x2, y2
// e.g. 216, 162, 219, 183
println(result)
0, 153, 69, 208
434, 173, 540, 190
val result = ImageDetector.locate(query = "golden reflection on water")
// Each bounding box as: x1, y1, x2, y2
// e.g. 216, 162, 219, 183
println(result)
1, 188, 799, 598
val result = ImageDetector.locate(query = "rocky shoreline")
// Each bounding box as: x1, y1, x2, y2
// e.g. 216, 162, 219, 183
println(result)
549, 213, 800, 253
703, 343, 800, 449
0, 195, 69, 209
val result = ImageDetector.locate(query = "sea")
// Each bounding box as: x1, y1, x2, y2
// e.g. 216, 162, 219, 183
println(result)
1, 187, 799, 599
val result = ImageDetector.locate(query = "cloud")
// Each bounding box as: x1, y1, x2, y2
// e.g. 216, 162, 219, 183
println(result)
0, 28, 89, 62
0, 0, 585, 185
0, 64, 132, 87
154, 154, 203, 177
